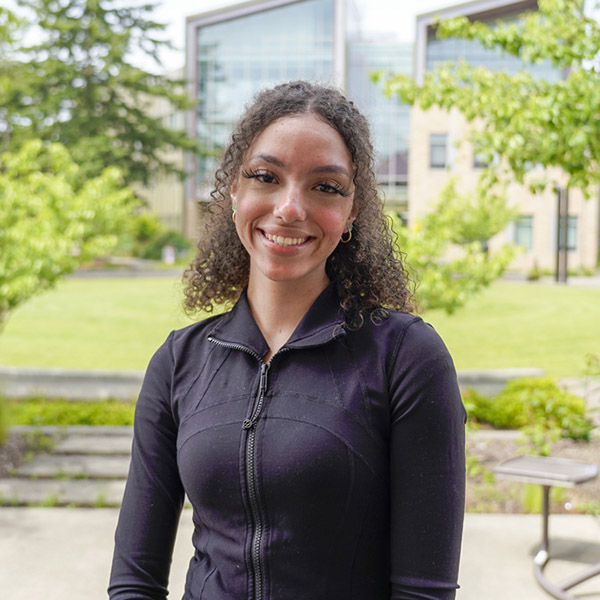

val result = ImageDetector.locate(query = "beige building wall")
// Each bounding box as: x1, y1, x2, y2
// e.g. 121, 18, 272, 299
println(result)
133, 68, 201, 238
408, 105, 600, 272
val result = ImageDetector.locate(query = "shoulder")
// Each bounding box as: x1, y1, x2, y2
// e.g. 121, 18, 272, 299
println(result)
380, 313, 463, 424
148, 310, 231, 371
351, 311, 451, 364
170, 310, 228, 344
383, 311, 453, 367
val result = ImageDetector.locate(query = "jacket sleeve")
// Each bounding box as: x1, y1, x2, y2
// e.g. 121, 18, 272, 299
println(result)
387, 318, 466, 600
109, 332, 185, 600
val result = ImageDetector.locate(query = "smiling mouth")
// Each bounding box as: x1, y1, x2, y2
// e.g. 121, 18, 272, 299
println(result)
262, 231, 310, 247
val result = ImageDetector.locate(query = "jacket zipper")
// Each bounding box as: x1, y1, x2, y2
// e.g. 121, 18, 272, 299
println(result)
207, 336, 275, 600
244, 361, 270, 600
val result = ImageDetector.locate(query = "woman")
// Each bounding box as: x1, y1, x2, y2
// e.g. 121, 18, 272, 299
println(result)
109, 81, 466, 600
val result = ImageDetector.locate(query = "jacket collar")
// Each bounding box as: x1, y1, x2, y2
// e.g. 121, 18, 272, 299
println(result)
209, 284, 346, 360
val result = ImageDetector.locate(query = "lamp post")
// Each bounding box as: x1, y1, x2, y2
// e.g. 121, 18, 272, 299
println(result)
554, 186, 569, 283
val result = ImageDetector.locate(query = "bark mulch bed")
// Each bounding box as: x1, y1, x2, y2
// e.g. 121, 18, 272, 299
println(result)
0, 430, 64, 478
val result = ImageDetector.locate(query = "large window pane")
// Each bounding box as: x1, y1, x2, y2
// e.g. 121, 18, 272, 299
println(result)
430, 134, 448, 169
567, 216, 578, 251
194, 0, 335, 186
514, 215, 533, 250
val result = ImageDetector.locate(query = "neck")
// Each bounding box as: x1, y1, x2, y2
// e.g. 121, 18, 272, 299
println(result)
247, 271, 329, 360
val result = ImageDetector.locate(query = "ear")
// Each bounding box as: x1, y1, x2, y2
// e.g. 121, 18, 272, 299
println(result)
347, 205, 357, 227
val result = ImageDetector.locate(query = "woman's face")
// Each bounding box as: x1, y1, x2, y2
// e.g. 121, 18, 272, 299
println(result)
232, 113, 356, 291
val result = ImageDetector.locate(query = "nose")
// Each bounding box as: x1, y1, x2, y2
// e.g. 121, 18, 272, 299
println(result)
273, 185, 307, 223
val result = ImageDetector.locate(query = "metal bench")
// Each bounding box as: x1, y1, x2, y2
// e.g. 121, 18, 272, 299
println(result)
494, 455, 599, 600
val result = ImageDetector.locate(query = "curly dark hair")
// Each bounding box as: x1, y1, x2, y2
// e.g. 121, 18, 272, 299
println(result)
183, 80, 415, 328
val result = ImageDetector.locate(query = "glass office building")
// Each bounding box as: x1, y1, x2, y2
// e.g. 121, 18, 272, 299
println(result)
187, 0, 337, 193
185, 0, 410, 208
186, 0, 560, 214
346, 40, 412, 209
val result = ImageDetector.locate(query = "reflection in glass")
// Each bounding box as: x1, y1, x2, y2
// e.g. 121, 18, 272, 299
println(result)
194, 0, 335, 187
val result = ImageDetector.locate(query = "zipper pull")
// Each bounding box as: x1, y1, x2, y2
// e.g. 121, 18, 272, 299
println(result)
259, 362, 270, 394
242, 362, 271, 430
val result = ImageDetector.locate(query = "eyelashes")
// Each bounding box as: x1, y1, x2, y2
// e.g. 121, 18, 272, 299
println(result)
242, 169, 275, 184
241, 169, 351, 197
315, 183, 352, 198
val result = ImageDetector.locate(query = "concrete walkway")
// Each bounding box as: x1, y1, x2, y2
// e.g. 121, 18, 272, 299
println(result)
1, 508, 600, 599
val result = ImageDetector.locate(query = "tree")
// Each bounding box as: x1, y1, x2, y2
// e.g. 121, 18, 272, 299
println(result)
0, 0, 201, 187
377, 0, 600, 196
0, 139, 137, 329
390, 179, 516, 314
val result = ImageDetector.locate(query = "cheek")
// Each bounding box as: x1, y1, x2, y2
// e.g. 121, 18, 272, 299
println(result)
236, 192, 266, 223
319, 205, 353, 237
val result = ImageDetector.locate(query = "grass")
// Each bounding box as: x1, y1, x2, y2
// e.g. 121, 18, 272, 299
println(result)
5, 397, 135, 426
0, 276, 201, 370
423, 281, 600, 378
0, 275, 598, 377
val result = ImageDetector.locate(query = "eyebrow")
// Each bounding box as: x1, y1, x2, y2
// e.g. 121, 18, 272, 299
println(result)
248, 153, 352, 178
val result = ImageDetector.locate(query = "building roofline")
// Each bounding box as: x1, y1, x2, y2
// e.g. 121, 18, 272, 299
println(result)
416, 0, 537, 22
186, 0, 306, 27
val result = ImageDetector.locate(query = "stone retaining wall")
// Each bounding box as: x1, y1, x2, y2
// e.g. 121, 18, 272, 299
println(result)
0, 366, 546, 401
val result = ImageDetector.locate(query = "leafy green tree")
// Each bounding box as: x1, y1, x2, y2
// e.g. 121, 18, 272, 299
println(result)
1, 0, 201, 186
391, 179, 516, 314
377, 0, 600, 195
0, 6, 22, 45
0, 140, 137, 329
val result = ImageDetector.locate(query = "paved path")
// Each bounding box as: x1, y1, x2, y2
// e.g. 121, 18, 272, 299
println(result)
1, 508, 600, 599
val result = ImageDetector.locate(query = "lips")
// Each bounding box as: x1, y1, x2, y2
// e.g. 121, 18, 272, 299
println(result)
263, 230, 310, 248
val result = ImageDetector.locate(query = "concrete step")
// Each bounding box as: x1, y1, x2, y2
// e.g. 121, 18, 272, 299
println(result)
54, 434, 132, 456
0, 478, 126, 507
15, 454, 131, 479
11, 425, 133, 436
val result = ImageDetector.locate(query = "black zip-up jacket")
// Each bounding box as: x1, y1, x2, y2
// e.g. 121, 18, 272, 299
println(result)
109, 285, 466, 600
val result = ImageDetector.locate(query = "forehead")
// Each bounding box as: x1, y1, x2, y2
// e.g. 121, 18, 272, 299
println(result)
246, 113, 352, 165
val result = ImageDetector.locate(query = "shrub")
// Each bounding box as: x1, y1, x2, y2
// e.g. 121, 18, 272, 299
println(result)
141, 229, 192, 261
463, 377, 593, 441
110, 212, 192, 261
133, 213, 164, 243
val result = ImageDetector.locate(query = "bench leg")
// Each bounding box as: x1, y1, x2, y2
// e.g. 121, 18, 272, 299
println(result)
533, 485, 597, 600
533, 486, 551, 568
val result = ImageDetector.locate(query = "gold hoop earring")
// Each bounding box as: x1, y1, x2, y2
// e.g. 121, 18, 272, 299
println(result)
340, 225, 353, 244
232, 207, 236, 223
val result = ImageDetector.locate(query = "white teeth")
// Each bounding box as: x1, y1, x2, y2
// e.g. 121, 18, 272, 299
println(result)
264, 232, 307, 247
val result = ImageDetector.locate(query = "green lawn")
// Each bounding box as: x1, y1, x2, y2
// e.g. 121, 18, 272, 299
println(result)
0, 276, 598, 377
424, 281, 600, 378
0, 276, 200, 371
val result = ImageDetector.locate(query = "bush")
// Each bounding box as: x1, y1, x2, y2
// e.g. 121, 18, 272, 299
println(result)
110, 213, 192, 262
463, 377, 593, 441
141, 229, 192, 261
133, 213, 164, 243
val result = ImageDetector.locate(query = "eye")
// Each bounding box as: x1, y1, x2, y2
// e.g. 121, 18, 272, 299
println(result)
315, 182, 351, 197
242, 169, 276, 184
